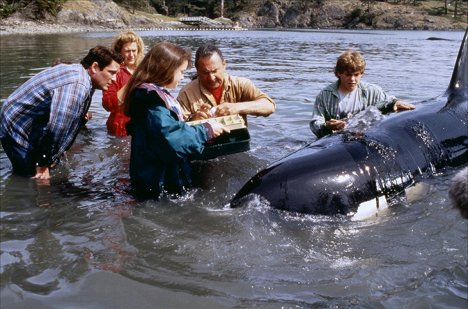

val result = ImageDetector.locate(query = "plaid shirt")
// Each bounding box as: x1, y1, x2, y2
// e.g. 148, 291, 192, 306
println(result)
0, 63, 94, 166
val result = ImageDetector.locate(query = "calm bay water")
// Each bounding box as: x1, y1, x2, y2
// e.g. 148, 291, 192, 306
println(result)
0, 29, 466, 308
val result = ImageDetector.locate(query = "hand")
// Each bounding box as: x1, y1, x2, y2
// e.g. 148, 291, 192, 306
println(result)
394, 101, 415, 112
208, 121, 230, 137
32, 166, 50, 180
190, 103, 213, 121
81, 111, 92, 126
85, 112, 92, 121
325, 119, 346, 131
215, 103, 238, 116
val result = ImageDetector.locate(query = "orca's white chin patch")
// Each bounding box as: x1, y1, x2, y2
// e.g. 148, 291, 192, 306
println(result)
405, 182, 433, 203
351, 195, 389, 221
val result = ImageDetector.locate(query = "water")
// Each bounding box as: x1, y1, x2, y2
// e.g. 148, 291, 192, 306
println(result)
0, 30, 466, 308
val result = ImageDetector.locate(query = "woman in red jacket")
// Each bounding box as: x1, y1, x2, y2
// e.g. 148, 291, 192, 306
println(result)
102, 31, 145, 136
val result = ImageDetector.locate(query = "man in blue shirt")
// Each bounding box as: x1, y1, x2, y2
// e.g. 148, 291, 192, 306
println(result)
0, 46, 122, 179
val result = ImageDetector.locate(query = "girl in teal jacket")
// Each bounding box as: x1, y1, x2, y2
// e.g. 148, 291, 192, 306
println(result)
122, 41, 229, 199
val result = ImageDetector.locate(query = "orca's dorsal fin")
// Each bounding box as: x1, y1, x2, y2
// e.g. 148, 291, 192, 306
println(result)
446, 29, 468, 96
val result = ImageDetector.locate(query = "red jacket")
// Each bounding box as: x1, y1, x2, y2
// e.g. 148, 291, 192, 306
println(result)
102, 66, 132, 136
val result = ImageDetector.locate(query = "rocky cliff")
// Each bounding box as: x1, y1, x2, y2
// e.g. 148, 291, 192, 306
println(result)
55, 0, 182, 29
240, 0, 466, 30
0, 0, 185, 34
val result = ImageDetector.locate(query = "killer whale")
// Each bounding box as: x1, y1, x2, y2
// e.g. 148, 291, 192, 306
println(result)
231, 30, 468, 216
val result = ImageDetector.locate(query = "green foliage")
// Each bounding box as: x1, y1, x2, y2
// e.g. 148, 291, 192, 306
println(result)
110, 0, 465, 23
36, 0, 66, 17
133, 0, 253, 18
150, 0, 168, 15
345, 6, 376, 28
223, 0, 252, 18
428, 6, 446, 16
113, 0, 148, 13
1, 0, 465, 27
186, 0, 210, 16
0, 0, 66, 19
0, 0, 27, 19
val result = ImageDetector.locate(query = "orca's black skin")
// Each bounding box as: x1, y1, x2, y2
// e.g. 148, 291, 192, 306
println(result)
426, 37, 455, 41
231, 30, 468, 215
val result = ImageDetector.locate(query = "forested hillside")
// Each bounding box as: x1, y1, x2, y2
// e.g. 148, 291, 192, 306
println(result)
114, 0, 467, 23
0, 0, 466, 30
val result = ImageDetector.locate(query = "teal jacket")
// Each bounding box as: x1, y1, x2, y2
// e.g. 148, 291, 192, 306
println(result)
310, 81, 398, 138
127, 84, 214, 199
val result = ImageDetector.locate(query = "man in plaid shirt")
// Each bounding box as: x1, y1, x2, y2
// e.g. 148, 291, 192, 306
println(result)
0, 46, 122, 180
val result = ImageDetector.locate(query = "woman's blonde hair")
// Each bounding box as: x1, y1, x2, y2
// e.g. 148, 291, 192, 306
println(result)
123, 41, 192, 114
334, 50, 366, 77
111, 31, 145, 65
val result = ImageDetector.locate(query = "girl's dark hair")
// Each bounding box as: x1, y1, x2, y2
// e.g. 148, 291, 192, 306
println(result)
122, 41, 192, 114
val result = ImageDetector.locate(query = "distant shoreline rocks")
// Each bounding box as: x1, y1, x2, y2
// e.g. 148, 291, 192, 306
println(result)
0, 18, 242, 36
1, 19, 465, 36
0, 19, 112, 35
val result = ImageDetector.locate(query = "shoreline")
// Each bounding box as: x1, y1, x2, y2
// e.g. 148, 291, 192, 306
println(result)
0, 20, 116, 35
0, 21, 249, 35
1, 20, 465, 36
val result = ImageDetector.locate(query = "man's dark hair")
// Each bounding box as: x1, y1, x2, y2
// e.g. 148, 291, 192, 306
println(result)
80, 45, 123, 70
195, 44, 224, 69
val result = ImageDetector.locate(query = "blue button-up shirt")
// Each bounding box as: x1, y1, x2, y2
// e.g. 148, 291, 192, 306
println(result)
0, 63, 93, 166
